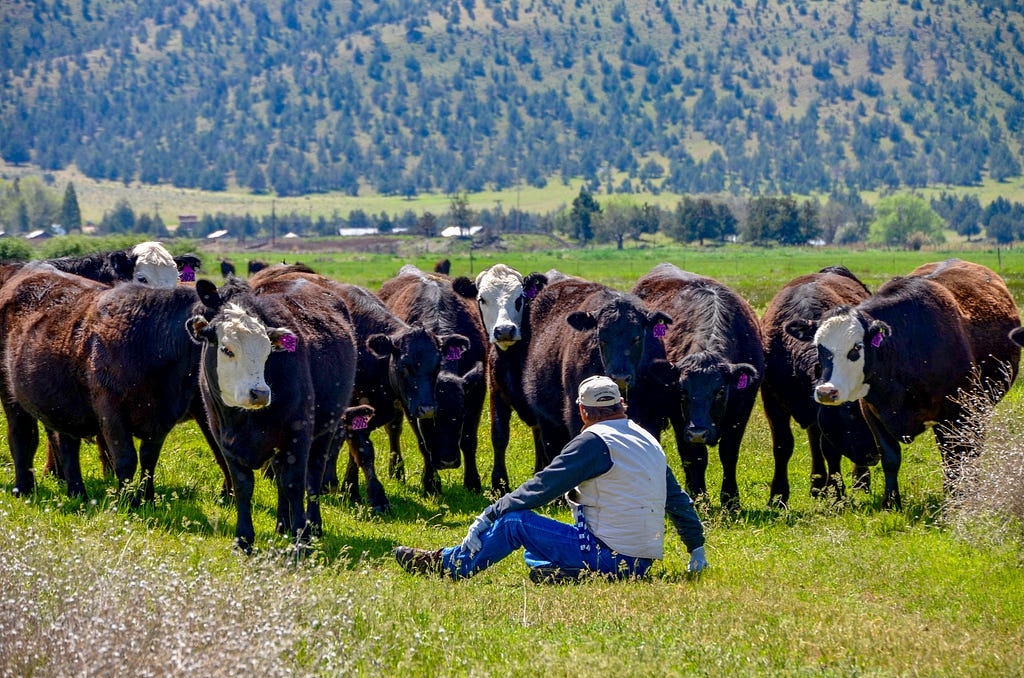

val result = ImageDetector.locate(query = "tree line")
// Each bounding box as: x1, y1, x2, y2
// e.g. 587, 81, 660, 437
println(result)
3, 179, 1023, 251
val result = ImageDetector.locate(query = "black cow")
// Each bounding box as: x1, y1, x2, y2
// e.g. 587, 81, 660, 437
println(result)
631, 263, 764, 509
45, 241, 181, 287
0, 262, 201, 503
174, 253, 202, 282
787, 261, 1020, 509
518, 276, 672, 470
188, 276, 358, 551
761, 266, 879, 505
221, 259, 236, 278
378, 265, 488, 495
247, 259, 268, 276
452, 264, 548, 493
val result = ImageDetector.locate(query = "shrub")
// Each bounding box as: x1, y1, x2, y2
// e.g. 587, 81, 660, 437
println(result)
0, 238, 33, 263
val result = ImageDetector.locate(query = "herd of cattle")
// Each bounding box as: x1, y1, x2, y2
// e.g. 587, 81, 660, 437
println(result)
0, 242, 1020, 550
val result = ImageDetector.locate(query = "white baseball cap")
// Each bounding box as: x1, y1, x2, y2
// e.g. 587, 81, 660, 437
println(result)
576, 376, 622, 407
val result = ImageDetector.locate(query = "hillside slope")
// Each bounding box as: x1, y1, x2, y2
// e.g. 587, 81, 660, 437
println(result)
2, 0, 1023, 197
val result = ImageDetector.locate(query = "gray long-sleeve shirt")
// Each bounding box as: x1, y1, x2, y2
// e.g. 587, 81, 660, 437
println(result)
482, 426, 706, 554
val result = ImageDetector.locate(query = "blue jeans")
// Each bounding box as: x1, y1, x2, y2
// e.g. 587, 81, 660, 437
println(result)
440, 510, 654, 581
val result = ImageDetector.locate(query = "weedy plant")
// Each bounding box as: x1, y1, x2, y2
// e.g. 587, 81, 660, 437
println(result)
942, 366, 1024, 546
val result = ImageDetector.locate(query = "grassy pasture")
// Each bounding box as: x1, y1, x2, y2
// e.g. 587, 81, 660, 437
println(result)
1, 245, 1023, 676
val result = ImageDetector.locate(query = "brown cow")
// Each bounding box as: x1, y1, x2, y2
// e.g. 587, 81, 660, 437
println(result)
0, 262, 202, 503
788, 260, 1020, 509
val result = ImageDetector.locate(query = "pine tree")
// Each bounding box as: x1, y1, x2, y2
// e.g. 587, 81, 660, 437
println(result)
60, 181, 81, 232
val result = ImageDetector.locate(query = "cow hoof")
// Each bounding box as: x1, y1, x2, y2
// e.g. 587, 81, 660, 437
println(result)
372, 502, 392, 515
234, 538, 254, 555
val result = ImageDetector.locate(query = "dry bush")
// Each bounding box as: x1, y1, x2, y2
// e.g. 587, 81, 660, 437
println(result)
0, 521, 375, 677
941, 367, 1024, 546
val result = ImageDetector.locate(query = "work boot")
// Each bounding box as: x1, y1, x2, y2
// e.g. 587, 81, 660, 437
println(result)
394, 546, 444, 575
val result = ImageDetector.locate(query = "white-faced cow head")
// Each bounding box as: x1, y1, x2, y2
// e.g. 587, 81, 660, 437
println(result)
131, 241, 181, 288
786, 308, 890, 406
188, 302, 297, 409
458, 264, 546, 350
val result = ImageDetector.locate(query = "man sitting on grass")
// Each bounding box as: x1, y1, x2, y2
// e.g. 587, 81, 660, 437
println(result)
394, 375, 708, 583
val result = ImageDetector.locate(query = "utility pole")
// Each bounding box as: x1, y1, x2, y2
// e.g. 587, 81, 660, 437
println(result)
271, 199, 277, 245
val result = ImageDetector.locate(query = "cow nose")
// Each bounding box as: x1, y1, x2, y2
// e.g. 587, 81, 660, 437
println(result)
493, 324, 518, 342
249, 386, 271, 407
685, 427, 710, 444
815, 384, 840, 405
415, 404, 436, 419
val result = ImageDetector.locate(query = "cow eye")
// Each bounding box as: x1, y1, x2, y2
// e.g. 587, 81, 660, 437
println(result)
514, 295, 523, 311
847, 346, 861, 361
220, 346, 235, 358
477, 297, 487, 306
817, 345, 833, 362
136, 275, 148, 284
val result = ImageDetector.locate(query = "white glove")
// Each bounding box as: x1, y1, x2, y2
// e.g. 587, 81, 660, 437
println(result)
687, 546, 709, 574
459, 513, 493, 556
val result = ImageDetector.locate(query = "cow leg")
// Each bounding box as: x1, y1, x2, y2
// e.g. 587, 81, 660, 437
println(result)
489, 393, 512, 493
190, 395, 231, 498
460, 397, 485, 494
386, 413, 406, 482
229, 463, 257, 553
52, 433, 86, 501
680, 441, 709, 502
410, 420, 442, 496
137, 435, 166, 503
304, 438, 331, 541
4, 404, 39, 496
43, 427, 65, 481
104, 429, 140, 506
349, 432, 390, 513
808, 422, 829, 498
536, 425, 569, 474
272, 446, 309, 539
863, 408, 902, 510
934, 422, 975, 496
851, 464, 871, 493
763, 396, 795, 506
321, 437, 342, 493
342, 437, 364, 504
717, 430, 743, 511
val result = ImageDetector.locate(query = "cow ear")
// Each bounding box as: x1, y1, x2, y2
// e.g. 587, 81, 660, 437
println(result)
567, 311, 597, 331
196, 279, 222, 310
731, 363, 759, 390
644, 358, 679, 389
523, 272, 547, 300
866, 320, 891, 348
186, 315, 217, 344
1009, 326, 1024, 348
367, 334, 396, 358
111, 251, 135, 279
463, 361, 486, 389
785, 319, 818, 342
451, 276, 477, 299
648, 310, 673, 327
269, 328, 298, 352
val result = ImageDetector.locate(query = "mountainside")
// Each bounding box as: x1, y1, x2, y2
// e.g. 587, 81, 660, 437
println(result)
2, 0, 1024, 198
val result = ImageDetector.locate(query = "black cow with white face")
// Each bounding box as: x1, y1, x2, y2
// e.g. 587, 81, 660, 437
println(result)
761, 266, 879, 506
632, 263, 764, 509
452, 264, 548, 493
188, 276, 357, 552
786, 266, 1019, 509
45, 241, 181, 287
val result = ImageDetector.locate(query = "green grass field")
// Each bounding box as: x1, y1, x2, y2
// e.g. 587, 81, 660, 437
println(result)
1, 245, 1023, 675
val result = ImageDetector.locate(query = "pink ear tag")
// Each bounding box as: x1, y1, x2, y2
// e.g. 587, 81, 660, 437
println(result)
524, 285, 538, 300
446, 345, 464, 361
180, 265, 195, 282
280, 334, 298, 353
871, 333, 883, 348
351, 415, 369, 430
653, 322, 667, 339
737, 374, 749, 390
